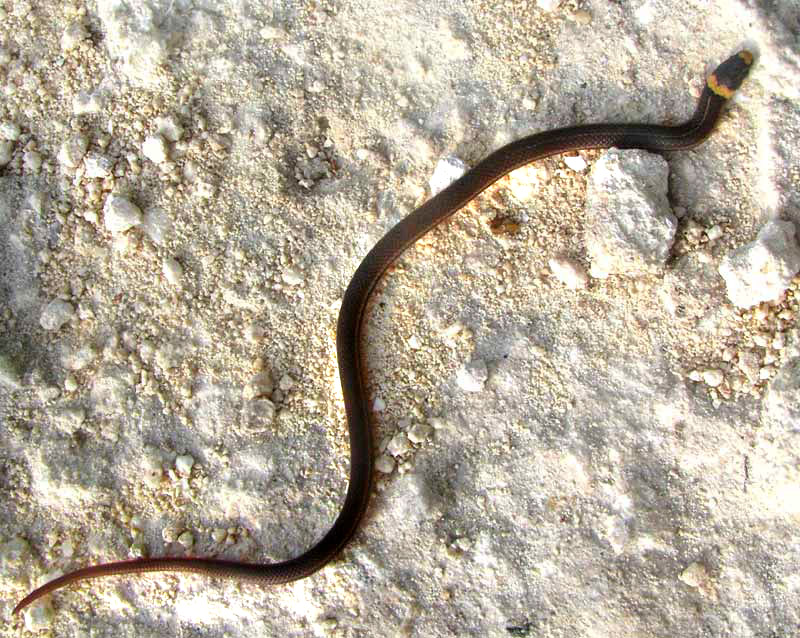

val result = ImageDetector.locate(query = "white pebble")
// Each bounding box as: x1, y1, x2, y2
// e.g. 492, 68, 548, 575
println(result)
408, 422, 433, 444
40, 298, 75, 331
430, 156, 468, 195
103, 194, 143, 234
177, 531, 194, 548
211, 528, 227, 543
373, 397, 386, 412
702, 369, 724, 387
73, 90, 103, 115
175, 454, 194, 476
0, 140, 12, 166
563, 155, 587, 172
387, 432, 412, 457
679, 562, 709, 589
706, 225, 724, 241
57, 135, 89, 168
0, 121, 21, 141
64, 373, 78, 392
162, 256, 184, 286
155, 115, 184, 142
719, 220, 800, 308
456, 358, 488, 392
142, 134, 169, 164
84, 153, 114, 178
375, 454, 396, 474
407, 335, 422, 349
548, 255, 589, 289
279, 373, 295, 391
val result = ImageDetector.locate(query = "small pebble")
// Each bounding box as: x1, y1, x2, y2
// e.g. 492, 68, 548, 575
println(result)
408, 422, 433, 444
456, 359, 488, 392
375, 454, 396, 474
0, 121, 22, 141
177, 531, 194, 548
387, 432, 412, 457
279, 374, 295, 391
430, 156, 468, 195
563, 155, 587, 172
211, 528, 227, 543
103, 194, 143, 234
142, 134, 169, 164
549, 255, 589, 289
175, 454, 194, 476
162, 256, 184, 286
702, 369, 724, 387
0, 140, 13, 166
407, 335, 422, 349
40, 299, 75, 331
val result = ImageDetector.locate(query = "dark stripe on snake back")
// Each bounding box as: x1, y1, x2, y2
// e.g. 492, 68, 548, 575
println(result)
14, 49, 752, 616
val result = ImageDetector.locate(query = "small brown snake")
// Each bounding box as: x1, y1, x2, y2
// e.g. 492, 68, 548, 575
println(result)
15, 49, 752, 615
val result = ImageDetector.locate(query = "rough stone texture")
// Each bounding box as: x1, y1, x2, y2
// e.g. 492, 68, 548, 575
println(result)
718, 219, 800, 308
585, 149, 677, 277
763, 356, 800, 432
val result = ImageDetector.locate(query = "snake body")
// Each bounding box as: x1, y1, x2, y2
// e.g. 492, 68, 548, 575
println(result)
14, 50, 752, 615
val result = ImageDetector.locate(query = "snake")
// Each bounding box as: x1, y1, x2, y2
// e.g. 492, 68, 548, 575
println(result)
14, 50, 752, 616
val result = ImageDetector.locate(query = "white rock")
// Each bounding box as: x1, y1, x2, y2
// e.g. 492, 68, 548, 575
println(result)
563, 155, 587, 171
0, 121, 21, 141
584, 149, 676, 276
375, 454, 396, 474
279, 374, 295, 391
456, 358, 488, 392
408, 422, 433, 444
718, 220, 800, 308
407, 335, 422, 349
0, 140, 12, 166
430, 156, 468, 195
96, 1, 169, 87
142, 134, 169, 164
83, 153, 114, 178
679, 562, 710, 589
549, 255, 589, 288
40, 299, 75, 331
162, 256, 183, 286
155, 115, 184, 142
23, 598, 55, 630
175, 454, 194, 476
73, 90, 104, 115
57, 135, 89, 169
103, 194, 142, 234
177, 530, 194, 548
142, 206, 172, 245
387, 432, 412, 457
701, 369, 724, 388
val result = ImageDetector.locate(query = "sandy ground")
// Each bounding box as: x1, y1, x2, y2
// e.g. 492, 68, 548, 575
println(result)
1, 0, 799, 636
